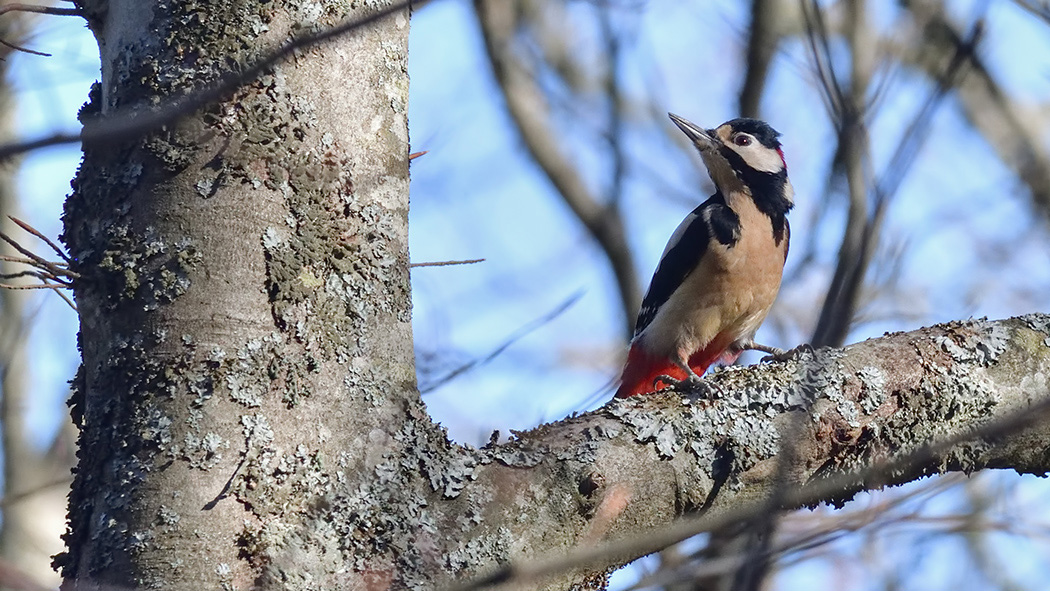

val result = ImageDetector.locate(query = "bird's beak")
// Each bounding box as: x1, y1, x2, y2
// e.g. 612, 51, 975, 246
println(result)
668, 113, 718, 151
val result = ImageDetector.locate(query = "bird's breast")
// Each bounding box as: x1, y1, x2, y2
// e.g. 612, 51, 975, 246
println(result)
639, 194, 787, 357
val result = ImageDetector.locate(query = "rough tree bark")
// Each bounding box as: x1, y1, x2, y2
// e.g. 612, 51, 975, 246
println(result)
53, 1, 1050, 590
58, 0, 416, 588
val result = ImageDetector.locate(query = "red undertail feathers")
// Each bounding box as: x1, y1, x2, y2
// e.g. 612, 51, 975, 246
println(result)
615, 334, 739, 398
615, 344, 684, 398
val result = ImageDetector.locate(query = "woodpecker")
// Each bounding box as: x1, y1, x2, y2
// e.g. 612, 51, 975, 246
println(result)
615, 113, 795, 398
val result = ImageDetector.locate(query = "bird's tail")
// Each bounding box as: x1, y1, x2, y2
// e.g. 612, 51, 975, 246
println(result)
615, 343, 688, 398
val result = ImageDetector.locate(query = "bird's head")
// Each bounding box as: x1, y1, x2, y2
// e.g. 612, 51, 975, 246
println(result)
668, 113, 793, 208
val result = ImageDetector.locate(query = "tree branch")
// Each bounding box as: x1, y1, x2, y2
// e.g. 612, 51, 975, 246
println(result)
738, 0, 787, 118
897, 0, 1050, 219
441, 314, 1050, 589
473, 0, 641, 338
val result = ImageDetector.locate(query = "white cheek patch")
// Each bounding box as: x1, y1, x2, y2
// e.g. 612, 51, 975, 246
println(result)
733, 144, 785, 174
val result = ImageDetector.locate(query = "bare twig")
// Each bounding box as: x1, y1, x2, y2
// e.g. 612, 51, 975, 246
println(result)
896, 0, 1050, 217
0, 37, 47, 57
0, 283, 66, 290
598, 6, 627, 209
419, 291, 583, 394
409, 258, 485, 268
0, 269, 38, 281
0, 476, 71, 508
0, 230, 76, 281
0, 218, 78, 309
0, 3, 81, 57
0, 4, 80, 17
1012, 0, 1050, 26
807, 1, 981, 349
8, 216, 71, 262
51, 288, 76, 311
805, 0, 876, 349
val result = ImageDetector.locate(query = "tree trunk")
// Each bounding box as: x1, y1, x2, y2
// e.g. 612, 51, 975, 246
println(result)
59, 1, 415, 588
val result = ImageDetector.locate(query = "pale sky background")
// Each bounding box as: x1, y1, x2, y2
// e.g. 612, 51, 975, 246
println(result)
6, 0, 1050, 588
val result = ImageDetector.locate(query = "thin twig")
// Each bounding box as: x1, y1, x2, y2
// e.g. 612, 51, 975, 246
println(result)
52, 288, 76, 311
0, 229, 78, 279
0, 282, 67, 290
474, 0, 640, 339
0, 254, 68, 268
419, 291, 583, 394
0, 476, 72, 508
0, 37, 48, 57
0, 4, 81, 17
0, 229, 47, 267
0, 3, 81, 57
409, 258, 485, 268
0, 255, 37, 266
9, 216, 72, 262
0, 269, 51, 282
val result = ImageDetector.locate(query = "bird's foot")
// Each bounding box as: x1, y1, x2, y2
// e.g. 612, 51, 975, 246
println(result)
759, 343, 814, 364
654, 374, 723, 398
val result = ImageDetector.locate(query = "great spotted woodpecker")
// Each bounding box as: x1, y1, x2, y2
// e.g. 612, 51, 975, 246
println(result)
615, 114, 795, 398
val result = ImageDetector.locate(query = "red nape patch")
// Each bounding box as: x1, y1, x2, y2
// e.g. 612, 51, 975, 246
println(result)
776, 147, 787, 170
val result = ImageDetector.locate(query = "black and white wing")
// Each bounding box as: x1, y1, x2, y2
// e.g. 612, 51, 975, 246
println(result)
632, 193, 740, 337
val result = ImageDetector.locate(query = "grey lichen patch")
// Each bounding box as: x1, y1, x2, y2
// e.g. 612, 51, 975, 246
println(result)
607, 397, 685, 460
1022, 313, 1050, 347
57, 327, 244, 576
860, 330, 1003, 481
182, 431, 230, 470
935, 318, 1010, 366
395, 414, 483, 499
136, 1, 277, 101
235, 400, 498, 590
222, 333, 320, 408
445, 528, 512, 574
58, 321, 331, 574
917, 360, 998, 431
66, 109, 202, 316
606, 349, 873, 489
157, 505, 181, 528
790, 347, 847, 420
209, 65, 410, 362
606, 378, 790, 480
432, 446, 478, 498
268, 448, 445, 589
856, 366, 888, 414
490, 440, 547, 468
94, 226, 202, 310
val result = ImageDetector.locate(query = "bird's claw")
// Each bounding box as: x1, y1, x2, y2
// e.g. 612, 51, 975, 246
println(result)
760, 343, 814, 364
654, 374, 722, 398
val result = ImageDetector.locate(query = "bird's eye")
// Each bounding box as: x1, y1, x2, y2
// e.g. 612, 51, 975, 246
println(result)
733, 134, 752, 146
